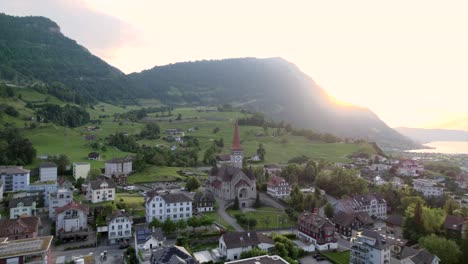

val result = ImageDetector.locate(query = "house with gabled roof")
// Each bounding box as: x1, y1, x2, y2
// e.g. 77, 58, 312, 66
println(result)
107, 210, 133, 244
145, 191, 193, 223
218, 231, 275, 261
193, 191, 215, 212
86, 178, 116, 203
297, 209, 337, 251
332, 211, 373, 238
55, 200, 89, 241
150, 245, 195, 264
9, 196, 37, 219
0, 216, 41, 240
266, 175, 291, 199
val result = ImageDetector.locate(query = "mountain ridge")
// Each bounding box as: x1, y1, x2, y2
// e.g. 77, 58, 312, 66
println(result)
0, 14, 419, 150
395, 127, 468, 144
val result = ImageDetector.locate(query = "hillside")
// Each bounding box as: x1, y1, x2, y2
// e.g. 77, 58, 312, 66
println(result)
395, 127, 468, 143
0, 14, 135, 104
0, 14, 418, 150
129, 58, 419, 150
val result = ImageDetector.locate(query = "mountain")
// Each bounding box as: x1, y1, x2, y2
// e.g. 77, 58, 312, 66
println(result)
0, 14, 418, 149
0, 14, 135, 104
129, 58, 419, 149
395, 127, 468, 143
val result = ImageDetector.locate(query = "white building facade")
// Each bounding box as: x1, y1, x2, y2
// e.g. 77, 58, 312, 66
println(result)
55, 201, 89, 236
107, 210, 133, 244
9, 197, 37, 219
267, 175, 291, 199
145, 191, 192, 223
413, 179, 444, 197
0, 166, 30, 192
86, 179, 116, 203
350, 230, 391, 264
73, 162, 91, 180
39, 162, 58, 182
105, 157, 133, 177
353, 195, 387, 219
48, 188, 73, 219
218, 232, 274, 261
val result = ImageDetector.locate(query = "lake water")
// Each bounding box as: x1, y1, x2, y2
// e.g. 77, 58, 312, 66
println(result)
408, 141, 468, 154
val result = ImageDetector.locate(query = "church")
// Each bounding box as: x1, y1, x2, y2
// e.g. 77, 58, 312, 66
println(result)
208, 121, 257, 208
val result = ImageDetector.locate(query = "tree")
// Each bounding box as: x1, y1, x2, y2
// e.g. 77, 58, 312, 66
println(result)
324, 202, 334, 218
140, 123, 160, 139
185, 177, 201, 192
162, 218, 177, 234
232, 196, 240, 210
419, 234, 462, 264
256, 143, 266, 161
88, 168, 102, 180
176, 113, 182, 120
200, 215, 214, 230
241, 248, 268, 259
176, 219, 187, 230
149, 218, 162, 229
444, 199, 461, 215
254, 192, 261, 208
48, 154, 70, 175
187, 216, 200, 231
74, 178, 85, 189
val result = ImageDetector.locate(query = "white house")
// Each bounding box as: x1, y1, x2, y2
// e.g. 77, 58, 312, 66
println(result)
413, 178, 444, 197
400, 248, 440, 264
350, 230, 391, 264
9, 196, 37, 219
39, 162, 58, 182
0, 166, 30, 192
266, 175, 291, 199
352, 194, 387, 219
193, 191, 215, 212
391, 177, 405, 189
225, 255, 289, 264
48, 188, 73, 219
86, 179, 116, 203
73, 162, 91, 180
218, 232, 275, 261
55, 200, 89, 238
105, 156, 133, 177
397, 160, 424, 177
107, 210, 133, 244
145, 191, 193, 223
134, 225, 165, 251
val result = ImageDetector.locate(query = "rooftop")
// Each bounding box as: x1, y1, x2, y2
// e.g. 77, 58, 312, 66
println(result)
0, 166, 29, 175
40, 162, 57, 168
222, 232, 274, 249
225, 255, 289, 264
105, 156, 133, 163
0, 236, 53, 258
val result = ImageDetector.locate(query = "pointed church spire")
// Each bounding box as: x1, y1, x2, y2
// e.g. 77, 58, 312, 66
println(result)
231, 119, 243, 150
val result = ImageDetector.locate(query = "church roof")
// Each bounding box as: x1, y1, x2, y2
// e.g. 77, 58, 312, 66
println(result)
235, 179, 251, 188
231, 120, 243, 150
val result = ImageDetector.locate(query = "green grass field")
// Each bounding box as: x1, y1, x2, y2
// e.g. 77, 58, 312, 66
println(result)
201, 211, 235, 231
128, 166, 187, 183
227, 206, 296, 229
116, 193, 145, 210
321, 251, 351, 264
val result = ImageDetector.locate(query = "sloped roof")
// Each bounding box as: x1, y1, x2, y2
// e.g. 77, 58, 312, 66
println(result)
9, 196, 38, 208
386, 214, 404, 227
216, 154, 231, 161
211, 180, 223, 189
0, 216, 40, 237
193, 191, 215, 203
55, 200, 89, 215
107, 210, 132, 224
0, 166, 29, 175
298, 211, 334, 229
89, 178, 116, 189
105, 156, 133, 163
234, 179, 251, 188
444, 215, 466, 231
231, 120, 243, 150
222, 232, 273, 249
332, 211, 373, 227
267, 175, 287, 187
151, 246, 195, 264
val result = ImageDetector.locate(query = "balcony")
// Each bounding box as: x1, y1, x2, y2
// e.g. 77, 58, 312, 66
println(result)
352, 245, 369, 253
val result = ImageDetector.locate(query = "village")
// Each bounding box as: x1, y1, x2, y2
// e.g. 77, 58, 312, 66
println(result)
0, 121, 466, 264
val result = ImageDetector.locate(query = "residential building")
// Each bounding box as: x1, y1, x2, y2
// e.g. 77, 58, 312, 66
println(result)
86, 178, 116, 203
9, 196, 37, 219
145, 191, 193, 222
27, 181, 57, 206
48, 188, 73, 219
444, 215, 467, 240
413, 179, 444, 197
73, 162, 90, 180
334, 195, 387, 220
266, 175, 291, 199
57, 177, 74, 190
0, 166, 30, 192
105, 156, 133, 177
391, 177, 405, 189
397, 160, 424, 177
455, 174, 468, 189
193, 191, 215, 212
218, 231, 275, 261
332, 211, 373, 238
208, 121, 257, 208
107, 210, 133, 244
263, 164, 286, 175
225, 255, 289, 264
0, 182, 3, 202
400, 248, 440, 264
164, 129, 185, 136
39, 162, 58, 182
55, 200, 89, 241
150, 246, 195, 264
297, 210, 337, 251
350, 229, 391, 264
0, 236, 53, 264
0, 216, 40, 240
134, 224, 165, 251
385, 214, 404, 238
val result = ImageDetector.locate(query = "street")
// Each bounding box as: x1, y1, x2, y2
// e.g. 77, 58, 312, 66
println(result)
50, 244, 125, 264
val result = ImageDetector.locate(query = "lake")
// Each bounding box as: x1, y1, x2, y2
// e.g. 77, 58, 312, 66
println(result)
408, 141, 468, 154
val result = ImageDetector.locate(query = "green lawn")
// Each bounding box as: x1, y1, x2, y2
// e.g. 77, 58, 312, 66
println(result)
227, 206, 296, 230
116, 193, 145, 210
127, 166, 186, 183
321, 251, 351, 264
202, 211, 235, 231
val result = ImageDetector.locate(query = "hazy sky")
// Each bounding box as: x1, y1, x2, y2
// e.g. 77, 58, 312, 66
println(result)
2, 0, 468, 130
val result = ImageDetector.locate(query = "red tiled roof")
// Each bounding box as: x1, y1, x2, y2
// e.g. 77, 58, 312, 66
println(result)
231, 120, 243, 150
211, 180, 223, 189
267, 175, 286, 187
55, 200, 89, 215
0, 216, 40, 238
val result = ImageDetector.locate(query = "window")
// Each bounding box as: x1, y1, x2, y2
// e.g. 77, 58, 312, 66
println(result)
167, 209, 170, 213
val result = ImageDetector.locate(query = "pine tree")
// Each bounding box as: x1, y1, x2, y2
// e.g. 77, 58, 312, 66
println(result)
233, 196, 240, 210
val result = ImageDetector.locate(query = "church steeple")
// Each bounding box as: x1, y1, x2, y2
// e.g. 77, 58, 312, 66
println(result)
231, 120, 243, 168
